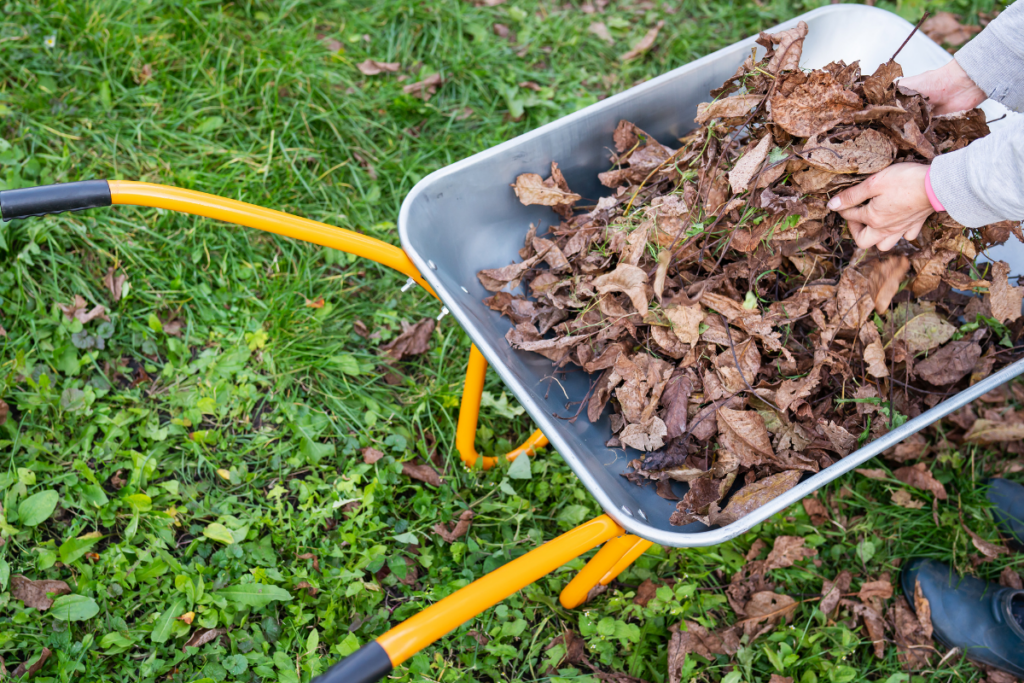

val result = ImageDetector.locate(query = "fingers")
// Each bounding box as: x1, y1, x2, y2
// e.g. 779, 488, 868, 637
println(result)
827, 174, 882, 212
877, 233, 903, 252
838, 205, 873, 226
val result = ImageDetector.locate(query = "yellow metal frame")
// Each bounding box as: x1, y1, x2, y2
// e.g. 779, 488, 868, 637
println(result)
103, 180, 659, 670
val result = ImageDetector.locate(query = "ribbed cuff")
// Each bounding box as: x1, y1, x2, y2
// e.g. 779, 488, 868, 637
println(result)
952, 2, 1024, 112
930, 149, 1005, 228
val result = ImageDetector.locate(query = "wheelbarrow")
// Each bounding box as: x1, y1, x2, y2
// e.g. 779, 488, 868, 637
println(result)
3, 5, 1023, 681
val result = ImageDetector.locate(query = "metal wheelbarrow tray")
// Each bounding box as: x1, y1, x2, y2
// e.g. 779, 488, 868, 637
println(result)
3, 5, 1023, 682
400, 3, 1024, 550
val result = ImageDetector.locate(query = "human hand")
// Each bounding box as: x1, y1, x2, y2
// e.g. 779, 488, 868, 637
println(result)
898, 59, 987, 115
826, 163, 934, 251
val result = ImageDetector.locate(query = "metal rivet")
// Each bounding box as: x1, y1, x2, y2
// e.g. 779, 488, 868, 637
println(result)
638, 509, 648, 521
620, 505, 633, 517
436, 306, 449, 322
428, 260, 437, 270
400, 277, 416, 292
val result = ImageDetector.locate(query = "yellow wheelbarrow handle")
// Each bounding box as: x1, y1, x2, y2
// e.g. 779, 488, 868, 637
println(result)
0, 179, 435, 296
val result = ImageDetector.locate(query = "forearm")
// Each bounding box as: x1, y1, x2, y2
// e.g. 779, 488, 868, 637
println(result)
931, 122, 1024, 227
953, 0, 1024, 112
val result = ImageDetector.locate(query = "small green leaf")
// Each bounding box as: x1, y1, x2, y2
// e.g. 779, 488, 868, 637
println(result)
203, 522, 235, 545
215, 583, 293, 608
151, 597, 185, 643
18, 490, 59, 527
305, 628, 319, 655
126, 493, 152, 511
507, 453, 532, 480
59, 533, 103, 564
224, 654, 248, 676
856, 539, 876, 564
49, 594, 100, 621
331, 354, 362, 377
194, 115, 225, 135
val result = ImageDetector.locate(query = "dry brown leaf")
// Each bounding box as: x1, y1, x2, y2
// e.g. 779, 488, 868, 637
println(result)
802, 497, 829, 526
589, 22, 614, 44
58, 295, 109, 324
891, 311, 957, 355
11, 575, 71, 610
667, 620, 730, 678
11, 647, 52, 678
664, 304, 704, 345
695, 94, 763, 125
820, 570, 852, 615
893, 463, 947, 500
714, 338, 761, 394
868, 255, 910, 314
633, 579, 660, 607
964, 419, 1024, 443
990, 261, 1023, 324
434, 509, 474, 543
999, 567, 1023, 590
304, 296, 325, 309
401, 461, 443, 486
728, 133, 773, 193
961, 521, 1008, 561
103, 266, 127, 302
0, 399, 8, 426
710, 470, 802, 526
922, 11, 980, 46
821, 420, 857, 456
717, 407, 774, 467
742, 591, 798, 636
183, 627, 227, 653
512, 164, 582, 215
856, 468, 888, 480
801, 129, 896, 174
844, 599, 887, 658
891, 489, 924, 509
362, 447, 385, 464
381, 318, 436, 361
916, 341, 982, 386
619, 416, 668, 452
771, 71, 862, 137
836, 267, 874, 329
402, 73, 443, 100
893, 595, 932, 669
765, 21, 808, 73
593, 263, 649, 315
858, 579, 893, 602
764, 536, 817, 570
620, 20, 663, 62
357, 60, 401, 75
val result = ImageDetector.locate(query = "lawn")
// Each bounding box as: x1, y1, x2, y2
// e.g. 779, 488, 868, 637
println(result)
0, 0, 1019, 682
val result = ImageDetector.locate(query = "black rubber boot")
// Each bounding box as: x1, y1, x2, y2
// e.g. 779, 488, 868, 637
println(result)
987, 478, 1024, 548
902, 558, 1024, 677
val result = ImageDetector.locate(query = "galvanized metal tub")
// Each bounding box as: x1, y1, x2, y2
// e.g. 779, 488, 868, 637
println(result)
399, 4, 1024, 548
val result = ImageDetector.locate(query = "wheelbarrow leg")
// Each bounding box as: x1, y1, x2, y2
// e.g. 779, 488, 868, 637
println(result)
559, 535, 654, 608
313, 515, 624, 683
456, 344, 549, 469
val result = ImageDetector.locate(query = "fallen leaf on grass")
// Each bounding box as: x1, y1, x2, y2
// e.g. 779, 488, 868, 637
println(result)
741, 591, 798, 637
183, 627, 227, 653
0, 399, 8, 426
764, 536, 817, 570
858, 579, 893, 602
820, 570, 852, 615
178, 611, 195, 624
1000, 567, 1023, 590
11, 575, 71, 610
589, 22, 614, 44
103, 266, 127, 301
633, 579, 660, 607
962, 521, 1008, 561
893, 463, 947, 500
295, 580, 318, 596
402, 73, 443, 100
802, 497, 829, 525
353, 320, 370, 338
891, 489, 924, 508
545, 629, 587, 670
161, 315, 184, 337
11, 648, 51, 678
856, 468, 888, 480
362, 447, 385, 464
667, 620, 731, 674
58, 295, 109, 324
381, 318, 436, 361
620, 20, 663, 62
401, 461, 443, 486
746, 538, 768, 561
989, 261, 1023, 324
434, 509, 474, 543
843, 599, 887, 657
304, 296, 325, 309
357, 60, 400, 75
964, 419, 1024, 443
296, 552, 321, 573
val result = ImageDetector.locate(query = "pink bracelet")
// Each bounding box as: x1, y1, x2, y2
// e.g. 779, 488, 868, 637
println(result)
925, 167, 945, 213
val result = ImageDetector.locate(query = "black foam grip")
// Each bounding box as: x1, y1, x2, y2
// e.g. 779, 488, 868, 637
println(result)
0, 180, 111, 221
313, 641, 393, 683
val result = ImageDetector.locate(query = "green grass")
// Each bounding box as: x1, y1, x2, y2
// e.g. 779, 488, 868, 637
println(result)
0, 0, 1018, 682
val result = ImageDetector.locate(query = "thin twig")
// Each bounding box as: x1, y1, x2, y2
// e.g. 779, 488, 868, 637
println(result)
891, 11, 929, 62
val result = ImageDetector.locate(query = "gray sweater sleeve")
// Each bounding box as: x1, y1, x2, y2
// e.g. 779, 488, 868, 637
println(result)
930, 1, 1024, 227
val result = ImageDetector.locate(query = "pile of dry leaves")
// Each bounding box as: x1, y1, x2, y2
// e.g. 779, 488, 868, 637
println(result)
478, 21, 1024, 527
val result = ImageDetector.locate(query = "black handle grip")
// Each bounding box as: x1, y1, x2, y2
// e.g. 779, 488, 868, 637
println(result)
313, 641, 392, 683
0, 180, 111, 221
